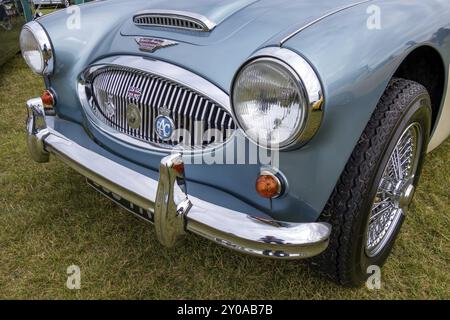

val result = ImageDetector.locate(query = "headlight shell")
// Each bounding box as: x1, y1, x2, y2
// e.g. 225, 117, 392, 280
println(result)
20, 21, 54, 75
231, 48, 324, 150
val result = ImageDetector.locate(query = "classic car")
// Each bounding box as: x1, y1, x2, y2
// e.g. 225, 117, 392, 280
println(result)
21, 0, 450, 286
0, 0, 31, 66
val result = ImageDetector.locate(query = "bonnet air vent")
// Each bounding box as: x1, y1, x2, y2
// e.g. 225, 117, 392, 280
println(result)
133, 10, 216, 32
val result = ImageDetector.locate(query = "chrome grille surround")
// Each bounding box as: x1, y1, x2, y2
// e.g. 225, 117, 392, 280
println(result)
133, 10, 217, 32
78, 56, 234, 152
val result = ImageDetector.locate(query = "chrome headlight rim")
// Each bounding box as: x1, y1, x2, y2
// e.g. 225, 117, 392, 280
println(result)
20, 21, 54, 75
230, 47, 324, 151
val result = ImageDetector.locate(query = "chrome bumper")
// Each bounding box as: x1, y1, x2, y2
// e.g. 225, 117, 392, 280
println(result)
26, 98, 331, 259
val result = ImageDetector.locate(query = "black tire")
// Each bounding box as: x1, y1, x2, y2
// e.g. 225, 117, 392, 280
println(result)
312, 78, 432, 286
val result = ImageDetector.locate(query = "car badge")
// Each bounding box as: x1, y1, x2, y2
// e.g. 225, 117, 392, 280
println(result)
135, 37, 178, 53
155, 115, 175, 141
127, 86, 142, 100
105, 94, 116, 119
126, 104, 142, 129
158, 106, 171, 116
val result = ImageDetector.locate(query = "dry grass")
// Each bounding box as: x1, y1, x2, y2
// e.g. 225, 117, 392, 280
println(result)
0, 56, 449, 299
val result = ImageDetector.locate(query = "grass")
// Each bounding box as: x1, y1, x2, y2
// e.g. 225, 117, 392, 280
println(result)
0, 56, 449, 300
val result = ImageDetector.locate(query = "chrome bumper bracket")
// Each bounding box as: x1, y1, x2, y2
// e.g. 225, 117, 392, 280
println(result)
26, 98, 50, 163
155, 153, 191, 247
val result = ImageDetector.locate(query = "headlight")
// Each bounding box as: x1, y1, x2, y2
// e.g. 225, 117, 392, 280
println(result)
231, 48, 323, 150
20, 21, 54, 75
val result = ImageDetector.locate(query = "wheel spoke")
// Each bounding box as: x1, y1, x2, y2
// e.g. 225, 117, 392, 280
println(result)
370, 203, 393, 222
395, 147, 403, 179
388, 154, 400, 181
371, 197, 392, 211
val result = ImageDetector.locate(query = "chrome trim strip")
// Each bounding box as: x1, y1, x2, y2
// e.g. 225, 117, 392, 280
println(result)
78, 56, 234, 153
133, 9, 217, 31
231, 47, 324, 150
279, 0, 372, 45
21, 21, 54, 75
26, 98, 331, 259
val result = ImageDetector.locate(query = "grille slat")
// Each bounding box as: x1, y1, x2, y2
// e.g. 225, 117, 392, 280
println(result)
90, 67, 234, 149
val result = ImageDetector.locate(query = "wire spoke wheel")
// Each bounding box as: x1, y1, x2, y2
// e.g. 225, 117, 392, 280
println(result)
312, 78, 431, 285
365, 122, 422, 257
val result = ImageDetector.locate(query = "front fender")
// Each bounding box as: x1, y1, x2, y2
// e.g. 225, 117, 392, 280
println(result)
279, 0, 450, 216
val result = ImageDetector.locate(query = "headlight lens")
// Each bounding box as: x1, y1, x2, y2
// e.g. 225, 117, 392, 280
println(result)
232, 58, 307, 149
20, 21, 53, 75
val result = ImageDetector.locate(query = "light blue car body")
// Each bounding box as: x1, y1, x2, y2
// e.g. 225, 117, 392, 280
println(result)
36, 0, 450, 223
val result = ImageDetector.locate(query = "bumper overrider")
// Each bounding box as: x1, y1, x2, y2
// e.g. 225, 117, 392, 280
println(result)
26, 97, 331, 259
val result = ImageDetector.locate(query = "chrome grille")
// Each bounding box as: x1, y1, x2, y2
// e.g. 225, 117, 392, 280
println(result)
133, 14, 208, 31
90, 67, 235, 149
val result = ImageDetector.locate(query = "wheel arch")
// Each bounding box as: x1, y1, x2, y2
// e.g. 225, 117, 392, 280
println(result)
392, 45, 447, 136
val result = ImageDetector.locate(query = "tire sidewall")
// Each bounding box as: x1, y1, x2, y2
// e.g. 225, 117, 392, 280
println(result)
350, 93, 432, 284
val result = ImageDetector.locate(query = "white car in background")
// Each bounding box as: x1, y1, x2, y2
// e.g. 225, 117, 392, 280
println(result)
32, 0, 70, 8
